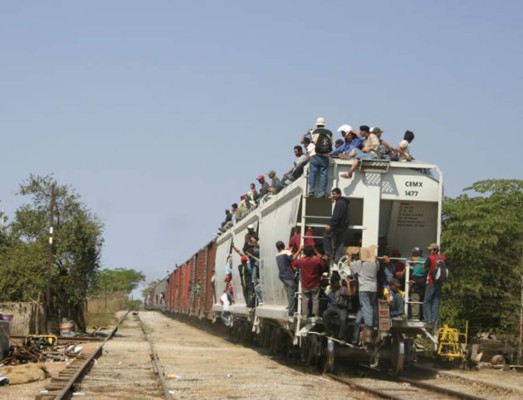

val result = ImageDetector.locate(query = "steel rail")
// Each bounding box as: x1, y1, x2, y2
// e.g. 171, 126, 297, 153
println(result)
137, 314, 173, 400
397, 375, 488, 400
358, 363, 489, 400
36, 311, 130, 400
326, 373, 405, 400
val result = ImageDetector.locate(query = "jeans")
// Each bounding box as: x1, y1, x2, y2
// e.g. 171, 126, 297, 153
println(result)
308, 155, 330, 197
242, 282, 255, 308
323, 307, 348, 339
390, 293, 405, 317
423, 283, 441, 323
302, 286, 320, 316
282, 279, 297, 315
323, 228, 347, 263
352, 308, 363, 344
254, 282, 263, 304
359, 291, 377, 327
410, 277, 426, 319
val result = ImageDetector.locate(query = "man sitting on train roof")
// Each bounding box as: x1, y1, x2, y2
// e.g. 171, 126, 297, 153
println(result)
220, 209, 232, 230
371, 127, 395, 160
236, 194, 255, 221
332, 124, 361, 158
340, 125, 379, 179
267, 170, 284, 194
255, 174, 270, 203
282, 145, 308, 186
397, 130, 415, 162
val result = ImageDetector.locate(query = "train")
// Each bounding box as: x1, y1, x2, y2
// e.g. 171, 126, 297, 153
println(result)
146, 156, 443, 374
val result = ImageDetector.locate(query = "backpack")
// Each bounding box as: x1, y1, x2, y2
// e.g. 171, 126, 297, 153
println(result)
431, 255, 449, 284
314, 130, 332, 154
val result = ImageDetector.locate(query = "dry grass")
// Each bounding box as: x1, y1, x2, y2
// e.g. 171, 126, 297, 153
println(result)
85, 294, 127, 328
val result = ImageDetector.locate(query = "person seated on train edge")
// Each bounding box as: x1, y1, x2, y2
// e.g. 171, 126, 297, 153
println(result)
370, 127, 395, 160
238, 255, 255, 308
384, 278, 406, 318
331, 124, 355, 157
307, 116, 333, 198
323, 187, 350, 264
255, 175, 270, 203
348, 249, 379, 334
408, 247, 427, 320
267, 170, 284, 194
220, 209, 232, 230
220, 281, 235, 327
302, 136, 313, 157
340, 125, 379, 179
282, 145, 308, 186
423, 243, 447, 325
275, 240, 301, 316
236, 194, 256, 221
293, 244, 328, 317
397, 130, 415, 162
248, 182, 258, 202
322, 273, 351, 341
338, 129, 364, 159
332, 124, 351, 157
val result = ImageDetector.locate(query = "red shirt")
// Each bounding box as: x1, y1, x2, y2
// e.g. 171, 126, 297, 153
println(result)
426, 254, 446, 284
289, 232, 316, 252
294, 256, 325, 289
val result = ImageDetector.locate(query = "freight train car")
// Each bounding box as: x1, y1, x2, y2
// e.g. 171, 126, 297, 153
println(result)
162, 156, 443, 373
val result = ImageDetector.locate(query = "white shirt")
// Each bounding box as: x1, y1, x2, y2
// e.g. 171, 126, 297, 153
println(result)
398, 140, 411, 162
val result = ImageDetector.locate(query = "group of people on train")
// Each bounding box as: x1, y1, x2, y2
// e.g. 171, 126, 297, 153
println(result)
218, 116, 416, 232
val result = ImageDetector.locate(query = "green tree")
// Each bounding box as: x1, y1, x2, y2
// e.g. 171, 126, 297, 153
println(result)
92, 268, 146, 295
3, 174, 104, 331
440, 179, 523, 336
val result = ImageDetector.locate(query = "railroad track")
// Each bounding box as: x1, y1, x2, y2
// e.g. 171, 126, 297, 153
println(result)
35, 311, 173, 400
326, 365, 491, 400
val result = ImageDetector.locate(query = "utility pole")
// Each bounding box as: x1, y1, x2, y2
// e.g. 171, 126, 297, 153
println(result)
519, 274, 523, 364
46, 184, 56, 321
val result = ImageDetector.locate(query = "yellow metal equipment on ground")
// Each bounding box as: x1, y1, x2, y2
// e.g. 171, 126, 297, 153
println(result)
437, 322, 468, 361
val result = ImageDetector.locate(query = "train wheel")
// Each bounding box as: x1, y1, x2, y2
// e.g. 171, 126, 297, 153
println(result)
307, 335, 318, 366
322, 338, 335, 373
270, 327, 281, 355
300, 338, 309, 364
391, 333, 405, 375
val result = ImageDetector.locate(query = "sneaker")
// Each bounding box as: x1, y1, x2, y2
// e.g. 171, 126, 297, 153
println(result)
258, 302, 264, 306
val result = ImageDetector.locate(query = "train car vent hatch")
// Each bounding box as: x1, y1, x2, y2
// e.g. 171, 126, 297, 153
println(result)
360, 159, 390, 173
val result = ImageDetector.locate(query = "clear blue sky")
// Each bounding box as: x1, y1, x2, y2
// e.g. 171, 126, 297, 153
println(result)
1, 1, 522, 290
